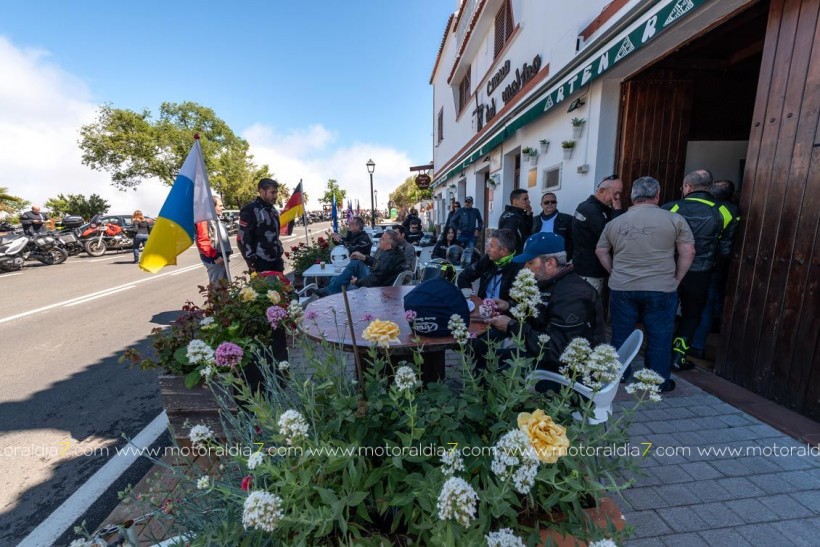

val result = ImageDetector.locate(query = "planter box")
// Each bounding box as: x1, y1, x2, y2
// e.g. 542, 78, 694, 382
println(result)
539, 496, 625, 546
159, 374, 235, 447
562, 148, 574, 160
572, 125, 584, 139
540, 142, 549, 154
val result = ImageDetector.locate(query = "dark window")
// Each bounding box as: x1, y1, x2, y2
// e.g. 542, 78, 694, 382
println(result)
437, 108, 444, 143
494, 0, 514, 59
458, 67, 471, 114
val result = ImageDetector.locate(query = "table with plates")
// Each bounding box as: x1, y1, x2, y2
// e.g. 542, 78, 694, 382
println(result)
301, 286, 487, 383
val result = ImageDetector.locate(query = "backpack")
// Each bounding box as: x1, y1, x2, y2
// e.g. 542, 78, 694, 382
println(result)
403, 277, 470, 337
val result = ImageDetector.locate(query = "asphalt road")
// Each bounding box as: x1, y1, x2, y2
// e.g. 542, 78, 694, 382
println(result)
0, 222, 332, 545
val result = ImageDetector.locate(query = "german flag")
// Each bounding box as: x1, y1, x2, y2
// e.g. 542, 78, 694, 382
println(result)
279, 180, 305, 235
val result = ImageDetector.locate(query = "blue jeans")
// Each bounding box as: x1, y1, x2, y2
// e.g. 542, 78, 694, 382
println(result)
459, 232, 477, 249
133, 233, 149, 261
610, 290, 678, 381
326, 260, 370, 294
691, 274, 723, 351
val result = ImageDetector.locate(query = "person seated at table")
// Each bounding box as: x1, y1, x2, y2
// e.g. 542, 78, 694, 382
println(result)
432, 227, 459, 260
331, 215, 372, 256
405, 219, 424, 245
475, 232, 605, 382
391, 224, 418, 272
315, 230, 407, 296
456, 229, 522, 302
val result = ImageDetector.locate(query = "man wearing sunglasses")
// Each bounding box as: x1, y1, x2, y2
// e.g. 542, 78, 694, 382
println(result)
571, 175, 624, 295
532, 192, 574, 259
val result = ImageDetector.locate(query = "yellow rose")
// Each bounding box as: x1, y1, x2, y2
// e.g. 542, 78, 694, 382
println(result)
361, 320, 401, 348
517, 409, 569, 463
239, 286, 257, 302
267, 290, 281, 304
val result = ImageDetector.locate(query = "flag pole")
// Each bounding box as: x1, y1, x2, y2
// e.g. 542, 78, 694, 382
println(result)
300, 179, 310, 246
194, 134, 233, 281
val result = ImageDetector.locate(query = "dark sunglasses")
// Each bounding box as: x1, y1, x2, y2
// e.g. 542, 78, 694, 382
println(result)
542, 200, 557, 205
597, 174, 619, 188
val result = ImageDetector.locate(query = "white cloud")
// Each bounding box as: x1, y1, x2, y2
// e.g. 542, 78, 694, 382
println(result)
0, 35, 417, 219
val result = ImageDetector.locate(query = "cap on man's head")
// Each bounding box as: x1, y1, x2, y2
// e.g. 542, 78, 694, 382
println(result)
512, 232, 565, 263
464, 196, 473, 203
258, 178, 278, 190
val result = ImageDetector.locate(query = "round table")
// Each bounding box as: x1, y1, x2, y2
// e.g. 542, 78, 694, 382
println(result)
301, 286, 488, 383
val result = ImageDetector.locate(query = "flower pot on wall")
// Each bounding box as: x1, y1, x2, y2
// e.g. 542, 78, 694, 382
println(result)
540, 142, 549, 154
562, 147, 574, 160
572, 125, 584, 140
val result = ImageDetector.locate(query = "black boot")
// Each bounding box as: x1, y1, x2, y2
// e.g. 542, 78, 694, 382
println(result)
672, 337, 694, 371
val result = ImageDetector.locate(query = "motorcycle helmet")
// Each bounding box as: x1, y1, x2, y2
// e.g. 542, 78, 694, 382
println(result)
445, 244, 463, 265
460, 247, 480, 269
421, 258, 457, 283
331, 245, 350, 268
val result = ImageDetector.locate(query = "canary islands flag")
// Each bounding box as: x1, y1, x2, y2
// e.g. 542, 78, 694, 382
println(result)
140, 139, 215, 273
279, 180, 305, 235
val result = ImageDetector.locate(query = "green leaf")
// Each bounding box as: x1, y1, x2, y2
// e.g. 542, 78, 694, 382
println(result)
183, 369, 201, 389
316, 487, 339, 507
347, 491, 369, 506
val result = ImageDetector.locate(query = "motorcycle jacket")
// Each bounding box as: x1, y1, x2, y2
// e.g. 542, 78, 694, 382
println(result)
532, 211, 574, 260
450, 206, 484, 236
339, 230, 372, 257
572, 195, 618, 278
498, 205, 532, 254
237, 197, 284, 268
662, 190, 736, 272
456, 253, 522, 302
20, 211, 48, 235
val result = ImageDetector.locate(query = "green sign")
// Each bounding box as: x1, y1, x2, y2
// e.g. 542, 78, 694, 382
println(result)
434, 0, 708, 187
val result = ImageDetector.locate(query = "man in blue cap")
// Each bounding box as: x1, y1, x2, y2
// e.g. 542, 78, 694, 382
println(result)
480, 232, 604, 374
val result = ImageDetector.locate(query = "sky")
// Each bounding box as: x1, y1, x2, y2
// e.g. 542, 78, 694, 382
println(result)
0, 1, 457, 214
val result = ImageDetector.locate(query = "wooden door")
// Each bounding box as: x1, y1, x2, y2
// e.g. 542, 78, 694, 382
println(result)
616, 80, 693, 205
717, 0, 820, 420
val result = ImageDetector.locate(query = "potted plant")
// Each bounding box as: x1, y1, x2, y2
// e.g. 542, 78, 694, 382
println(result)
561, 140, 576, 160
285, 235, 334, 282
539, 139, 550, 154
521, 147, 537, 163
571, 118, 586, 139
102, 269, 665, 546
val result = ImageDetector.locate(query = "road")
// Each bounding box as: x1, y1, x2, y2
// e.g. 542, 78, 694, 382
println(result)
0, 222, 332, 545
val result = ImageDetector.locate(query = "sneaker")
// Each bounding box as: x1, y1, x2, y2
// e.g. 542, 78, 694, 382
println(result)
311, 287, 330, 298
661, 379, 677, 392
672, 337, 694, 371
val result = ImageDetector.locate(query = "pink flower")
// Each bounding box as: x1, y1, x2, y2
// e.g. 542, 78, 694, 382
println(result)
266, 305, 288, 329
254, 425, 262, 436
405, 310, 417, 322
214, 342, 243, 368
305, 310, 318, 321
363, 313, 375, 321
241, 475, 253, 491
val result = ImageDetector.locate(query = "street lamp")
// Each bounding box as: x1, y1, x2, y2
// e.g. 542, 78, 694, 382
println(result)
366, 159, 376, 228
374, 190, 378, 214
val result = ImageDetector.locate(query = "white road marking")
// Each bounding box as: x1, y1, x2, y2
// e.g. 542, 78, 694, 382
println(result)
0, 272, 24, 278
17, 412, 170, 547
87, 255, 123, 263
0, 263, 203, 325
64, 285, 135, 307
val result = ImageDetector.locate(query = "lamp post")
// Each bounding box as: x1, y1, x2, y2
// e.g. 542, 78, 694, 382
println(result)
366, 159, 376, 228
374, 189, 378, 216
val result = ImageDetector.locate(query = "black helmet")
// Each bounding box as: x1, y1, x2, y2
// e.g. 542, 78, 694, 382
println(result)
446, 244, 463, 265
460, 247, 480, 269
421, 258, 457, 283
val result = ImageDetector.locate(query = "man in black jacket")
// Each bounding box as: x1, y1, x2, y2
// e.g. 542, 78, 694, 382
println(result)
457, 229, 521, 302
20, 205, 48, 236
450, 196, 483, 249
481, 232, 604, 375
332, 215, 372, 257
318, 229, 406, 295
532, 192, 574, 259
237, 178, 285, 273
662, 169, 736, 370
571, 175, 623, 295
498, 189, 533, 254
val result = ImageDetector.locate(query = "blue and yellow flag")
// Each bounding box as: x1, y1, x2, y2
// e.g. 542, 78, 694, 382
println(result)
140, 139, 215, 273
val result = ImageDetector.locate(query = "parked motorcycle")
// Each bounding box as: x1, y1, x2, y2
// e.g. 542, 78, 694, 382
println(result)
0, 232, 27, 271
55, 215, 86, 256
0, 230, 68, 270
81, 215, 133, 257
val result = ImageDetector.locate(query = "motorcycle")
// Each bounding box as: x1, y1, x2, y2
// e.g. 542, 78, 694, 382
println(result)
0, 232, 27, 271
81, 215, 133, 257
55, 215, 86, 256
0, 230, 68, 270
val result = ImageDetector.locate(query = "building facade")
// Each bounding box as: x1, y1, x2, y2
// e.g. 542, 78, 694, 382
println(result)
430, 0, 820, 419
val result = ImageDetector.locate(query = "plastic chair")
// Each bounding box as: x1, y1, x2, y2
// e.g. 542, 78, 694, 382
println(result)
392, 270, 414, 286
527, 329, 644, 425
298, 283, 318, 309
415, 247, 435, 279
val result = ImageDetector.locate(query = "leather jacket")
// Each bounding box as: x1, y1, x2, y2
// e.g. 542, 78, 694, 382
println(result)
340, 230, 372, 257
359, 247, 407, 287
532, 211, 574, 260
456, 253, 523, 301
237, 197, 283, 266
498, 205, 532, 254
572, 195, 618, 278
662, 190, 737, 272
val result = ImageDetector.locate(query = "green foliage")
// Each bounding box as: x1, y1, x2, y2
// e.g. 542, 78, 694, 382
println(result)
570, 117, 586, 127
44, 193, 110, 220
78, 101, 268, 209
389, 176, 432, 211
284, 234, 334, 275
0, 186, 27, 214
320, 179, 346, 206
561, 140, 576, 149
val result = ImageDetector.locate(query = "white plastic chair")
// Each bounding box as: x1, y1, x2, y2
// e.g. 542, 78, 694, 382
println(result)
298, 283, 318, 309
527, 329, 644, 425
392, 270, 414, 286
415, 247, 435, 279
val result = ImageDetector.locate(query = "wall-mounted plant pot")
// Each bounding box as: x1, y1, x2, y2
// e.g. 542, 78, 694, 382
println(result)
523, 154, 532, 164
562, 148, 574, 160
572, 125, 584, 140
540, 142, 549, 154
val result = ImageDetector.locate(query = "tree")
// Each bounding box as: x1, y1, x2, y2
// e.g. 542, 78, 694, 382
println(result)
78, 102, 266, 208
0, 187, 27, 214
389, 176, 432, 210
320, 179, 346, 206
44, 193, 110, 220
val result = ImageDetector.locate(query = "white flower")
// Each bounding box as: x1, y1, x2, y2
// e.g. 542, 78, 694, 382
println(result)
509, 269, 541, 319
196, 476, 210, 490
440, 449, 465, 476
199, 364, 215, 380
491, 430, 539, 494
537, 334, 550, 345
558, 340, 621, 392
486, 528, 526, 547
267, 290, 281, 304
394, 366, 418, 392
447, 314, 469, 345
248, 451, 265, 470
588, 540, 618, 547
199, 316, 215, 327
437, 476, 478, 527
626, 369, 665, 402
188, 424, 214, 447
277, 360, 290, 371
239, 286, 257, 302
277, 410, 309, 445
242, 490, 284, 532
287, 300, 303, 324
186, 339, 215, 365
